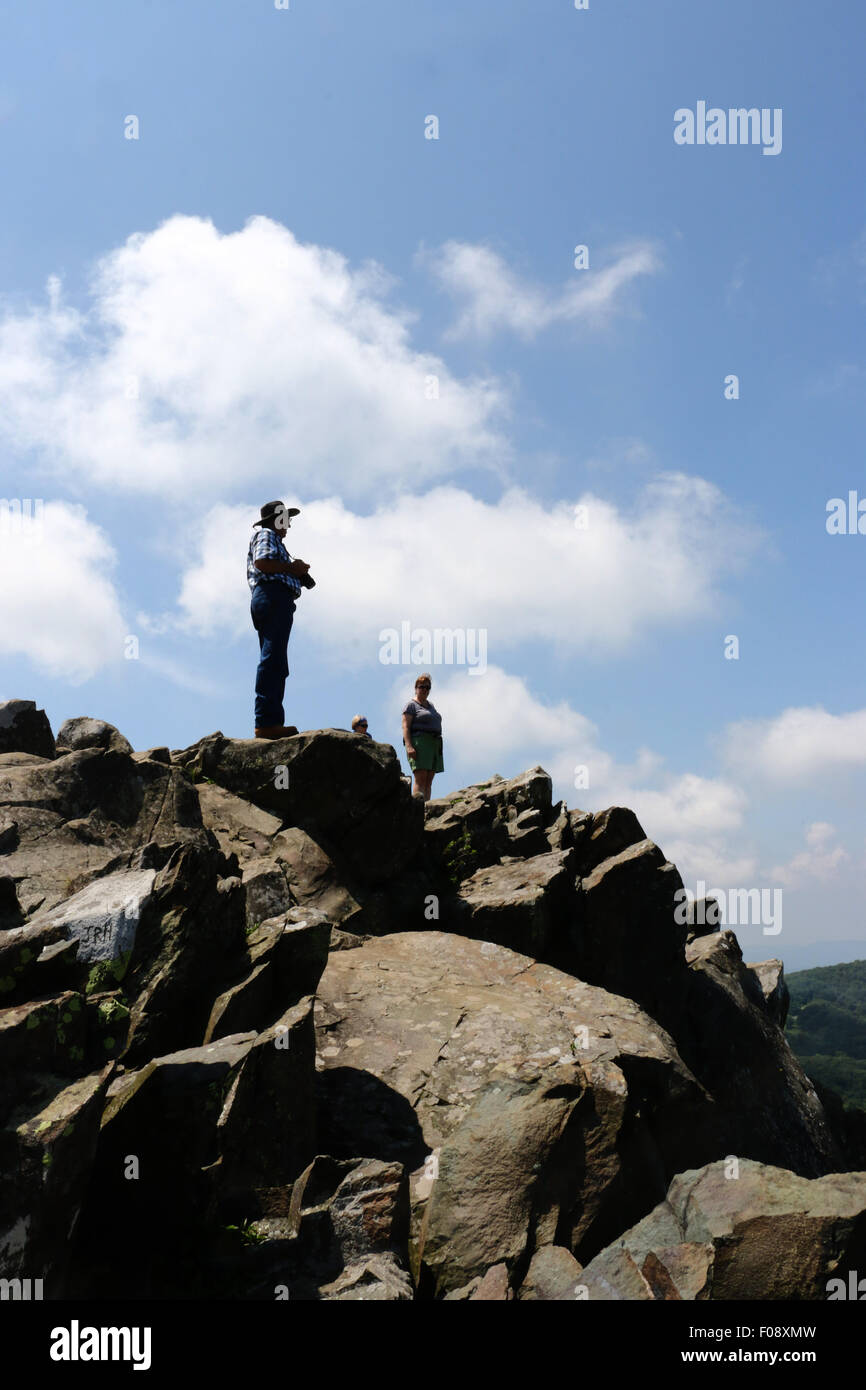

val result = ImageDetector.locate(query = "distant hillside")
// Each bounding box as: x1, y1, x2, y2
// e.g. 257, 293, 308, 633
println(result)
786, 960, 866, 1111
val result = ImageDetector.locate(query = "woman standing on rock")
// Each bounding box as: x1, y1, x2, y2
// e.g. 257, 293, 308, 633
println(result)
401, 673, 443, 801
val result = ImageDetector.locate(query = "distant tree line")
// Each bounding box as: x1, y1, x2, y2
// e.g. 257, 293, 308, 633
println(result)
786, 961, 866, 1111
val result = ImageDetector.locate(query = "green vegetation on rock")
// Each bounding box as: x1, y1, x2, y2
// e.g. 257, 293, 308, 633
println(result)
86, 951, 132, 994
441, 829, 478, 886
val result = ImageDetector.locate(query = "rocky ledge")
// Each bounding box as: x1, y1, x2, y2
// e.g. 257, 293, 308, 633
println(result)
1, 700, 864, 1300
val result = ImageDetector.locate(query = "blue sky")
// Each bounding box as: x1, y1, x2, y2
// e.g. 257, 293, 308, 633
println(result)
1, 0, 864, 967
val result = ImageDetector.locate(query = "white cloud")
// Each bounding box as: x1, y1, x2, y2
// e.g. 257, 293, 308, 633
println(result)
0, 215, 507, 502
386, 664, 597, 770
170, 474, 761, 662
771, 821, 849, 887
585, 764, 754, 887
135, 650, 225, 699
617, 773, 747, 839
422, 239, 661, 340
805, 821, 836, 847
722, 706, 866, 783
0, 504, 126, 682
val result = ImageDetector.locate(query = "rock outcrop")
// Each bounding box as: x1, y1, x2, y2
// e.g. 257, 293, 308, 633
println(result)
680, 931, 834, 1177
0, 700, 55, 760
0, 699, 863, 1301
315, 931, 712, 1294
579, 1159, 866, 1300
56, 718, 133, 757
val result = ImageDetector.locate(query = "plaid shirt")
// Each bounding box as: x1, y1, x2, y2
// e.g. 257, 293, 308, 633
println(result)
247, 527, 302, 596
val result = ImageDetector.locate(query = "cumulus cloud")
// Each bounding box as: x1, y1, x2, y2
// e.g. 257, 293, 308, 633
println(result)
170, 474, 761, 661
385, 664, 598, 770
582, 763, 754, 887
0, 215, 507, 502
0, 503, 127, 682
771, 822, 849, 887
722, 706, 866, 783
422, 239, 661, 340
618, 773, 747, 840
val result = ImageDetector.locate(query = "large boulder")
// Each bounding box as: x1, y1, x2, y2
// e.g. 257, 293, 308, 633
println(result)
195, 781, 283, 865
680, 931, 839, 1177
0, 700, 55, 760
569, 806, 648, 875
215, 997, 319, 1214
198, 780, 373, 931
565, 838, 690, 1037
314, 930, 715, 1295
204, 909, 330, 1043
267, 827, 366, 925
122, 843, 246, 1064
579, 1159, 866, 1301
55, 718, 133, 756
455, 849, 575, 958
27, 869, 157, 994
0, 746, 210, 922
172, 730, 423, 887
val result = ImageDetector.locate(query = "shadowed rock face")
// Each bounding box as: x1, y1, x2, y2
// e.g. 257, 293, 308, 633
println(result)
746, 957, 790, 1026
0, 700, 55, 760
0, 1065, 113, 1296
171, 728, 424, 888
0, 705, 862, 1301
679, 932, 838, 1178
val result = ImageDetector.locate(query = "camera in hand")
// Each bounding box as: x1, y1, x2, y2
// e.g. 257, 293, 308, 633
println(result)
300, 572, 316, 589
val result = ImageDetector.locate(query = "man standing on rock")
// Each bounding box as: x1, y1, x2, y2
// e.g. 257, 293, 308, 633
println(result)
247, 500, 314, 739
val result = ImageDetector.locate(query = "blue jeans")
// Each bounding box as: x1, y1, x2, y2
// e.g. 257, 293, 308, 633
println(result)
250, 582, 296, 728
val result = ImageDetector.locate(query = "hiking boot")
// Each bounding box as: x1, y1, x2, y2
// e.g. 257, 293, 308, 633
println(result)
254, 725, 299, 739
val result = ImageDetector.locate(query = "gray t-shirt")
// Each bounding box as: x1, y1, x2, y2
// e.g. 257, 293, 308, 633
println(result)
403, 699, 442, 737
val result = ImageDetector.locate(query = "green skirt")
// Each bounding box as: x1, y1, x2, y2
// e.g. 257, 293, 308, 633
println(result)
408, 731, 444, 773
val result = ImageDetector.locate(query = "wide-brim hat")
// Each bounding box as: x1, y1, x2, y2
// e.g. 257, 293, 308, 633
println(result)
254, 500, 300, 527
